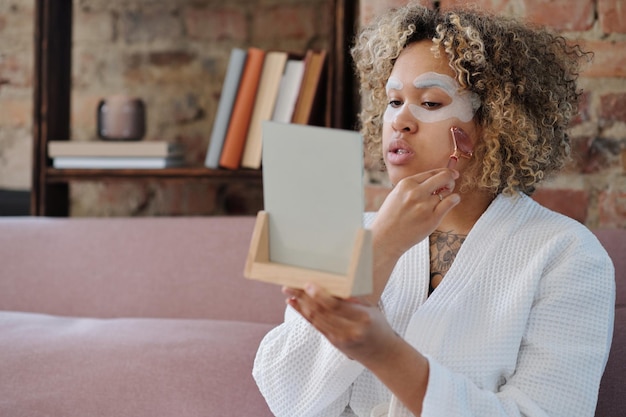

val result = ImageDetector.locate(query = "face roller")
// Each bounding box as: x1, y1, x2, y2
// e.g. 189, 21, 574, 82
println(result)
432, 127, 475, 197
446, 126, 474, 169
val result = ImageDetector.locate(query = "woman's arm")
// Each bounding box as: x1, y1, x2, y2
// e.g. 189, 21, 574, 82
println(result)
286, 283, 430, 416
252, 305, 365, 417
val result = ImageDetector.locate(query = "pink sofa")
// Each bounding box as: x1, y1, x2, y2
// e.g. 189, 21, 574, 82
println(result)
0, 216, 285, 417
0, 216, 623, 416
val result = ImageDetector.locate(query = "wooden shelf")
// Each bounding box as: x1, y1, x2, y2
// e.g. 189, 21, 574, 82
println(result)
44, 166, 263, 183
31, 0, 356, 216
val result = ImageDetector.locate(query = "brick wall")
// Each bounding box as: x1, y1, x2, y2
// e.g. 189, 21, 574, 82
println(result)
0, 1, 33, 191
361, 0, 626, 228
0, 0, 624, 224
0, 0, 333, 216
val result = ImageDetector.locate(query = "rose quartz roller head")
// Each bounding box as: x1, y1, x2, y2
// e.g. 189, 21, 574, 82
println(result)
447, 126, 474, 169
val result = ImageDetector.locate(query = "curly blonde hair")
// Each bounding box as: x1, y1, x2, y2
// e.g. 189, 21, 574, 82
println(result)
351, 3, 591, 196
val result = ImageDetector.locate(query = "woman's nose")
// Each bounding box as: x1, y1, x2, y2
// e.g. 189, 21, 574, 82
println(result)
390, 104, 418, 133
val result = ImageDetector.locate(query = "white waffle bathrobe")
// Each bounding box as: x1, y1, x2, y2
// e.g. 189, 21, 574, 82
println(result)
253, 193, 615, 417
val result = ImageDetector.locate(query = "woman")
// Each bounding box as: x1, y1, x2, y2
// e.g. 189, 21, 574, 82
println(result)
253, 4, 615, 417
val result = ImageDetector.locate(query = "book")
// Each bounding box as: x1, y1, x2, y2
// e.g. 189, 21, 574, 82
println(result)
272, 57, 306, 123
48, 140, 183, 158
219, 47, 266, 170
291, 50, 327, 125
52, 156, 184, 169
240, 51, 288, 169
204, 48, 248, 169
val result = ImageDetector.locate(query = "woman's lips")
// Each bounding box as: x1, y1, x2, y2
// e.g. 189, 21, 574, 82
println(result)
387, 139, 414, 165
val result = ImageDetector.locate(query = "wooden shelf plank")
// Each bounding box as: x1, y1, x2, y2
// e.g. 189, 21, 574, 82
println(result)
45, 166, 263, 182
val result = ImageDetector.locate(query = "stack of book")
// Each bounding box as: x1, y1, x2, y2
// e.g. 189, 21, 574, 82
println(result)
48, 141, 185, 169
205, 47, 327, 170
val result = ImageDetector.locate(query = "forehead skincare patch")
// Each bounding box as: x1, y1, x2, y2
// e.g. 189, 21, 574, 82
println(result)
386, 77, 403, 92
409, 72, 480, 123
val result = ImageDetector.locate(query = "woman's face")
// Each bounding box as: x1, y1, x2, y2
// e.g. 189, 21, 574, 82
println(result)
382, 40, 481, 186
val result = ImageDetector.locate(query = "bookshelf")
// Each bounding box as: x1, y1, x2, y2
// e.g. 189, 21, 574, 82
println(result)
31, 0, 357, 216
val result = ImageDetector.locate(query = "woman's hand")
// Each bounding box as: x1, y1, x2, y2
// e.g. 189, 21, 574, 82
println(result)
283, 283, 399, 363
284, 283, 430, 415
372, 168, 461, 262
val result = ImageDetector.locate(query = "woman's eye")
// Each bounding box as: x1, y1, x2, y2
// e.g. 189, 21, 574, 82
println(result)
388, 99, 403, 108
423, 101, 441, 109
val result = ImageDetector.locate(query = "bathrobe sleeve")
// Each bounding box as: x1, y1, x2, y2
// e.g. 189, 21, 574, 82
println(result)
253, 305, 365, 417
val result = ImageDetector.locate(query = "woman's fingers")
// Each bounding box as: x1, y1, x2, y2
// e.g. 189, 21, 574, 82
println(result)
284, 284, 366, 332
402, 168, 459, 197
285, 283, 398, 361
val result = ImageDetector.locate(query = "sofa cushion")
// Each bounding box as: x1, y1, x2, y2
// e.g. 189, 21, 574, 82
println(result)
0, 312, 274, 417
0, 216, 286, 324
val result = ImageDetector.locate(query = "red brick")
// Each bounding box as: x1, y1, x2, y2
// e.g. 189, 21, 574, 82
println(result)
581, 40, 626, 78
570, 91, 591, 126
0, 128, 32, 189
148, 51, 195, 67
436, 0, 514, 13
598, 189, 626, 228
570, 136, 622, 174
183, 183, 220, 215
364, 0, 596, 31
571, 137, 595, 173
360, 0, 432, 25
598, 0, 626, 34
184, 7, 248, 42
171, 95, 203, 125
0, 51, 32, 88
0, 3, 34, 37
72, 49, 98, 86
524, 0, 594, 31
73, 9, 113, 42
72, 181, 239, 216
532, 187, 589, 223
158, 183, 221, 215
71, 94, 103, 133
0, 97, 30, 128
172, 132, 206, 165
600, 92, 626, 124
70, 182, 148, 217
251, 5, 320, 43
119, 10, 183, 43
